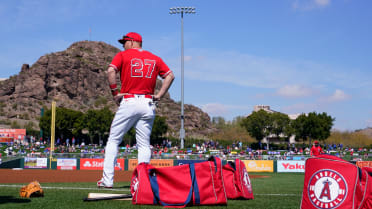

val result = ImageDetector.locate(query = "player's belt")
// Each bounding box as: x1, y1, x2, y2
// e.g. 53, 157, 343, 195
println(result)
123, 94, 153, 99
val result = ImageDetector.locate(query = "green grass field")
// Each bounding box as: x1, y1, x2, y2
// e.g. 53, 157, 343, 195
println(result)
0, 173, 304, 209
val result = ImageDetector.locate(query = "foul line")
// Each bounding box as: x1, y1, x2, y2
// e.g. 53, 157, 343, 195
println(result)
255, 194, 301, 196
0, 184, 130, 192
0, 184, 300, 196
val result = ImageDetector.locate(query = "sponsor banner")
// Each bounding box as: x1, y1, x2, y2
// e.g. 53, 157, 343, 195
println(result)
0, 137, 13, 143
80, 158, 124, 170
277, 160, 305, 173
0, 129, 26, 140
176, 160, 204, 166
57, 158, 77, 170
24, 157, 48, 168
128, 159, 173, 171
243, 160, 274, 172
356, 161, 372, 168
292, 156, 305, 161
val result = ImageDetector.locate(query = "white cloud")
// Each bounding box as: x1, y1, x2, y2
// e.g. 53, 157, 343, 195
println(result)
281, 89, 350, 112
326, 89, 350, 102
164, 47, 372, 96
367, 119, 372, 128
184, 56, 192, 62
281, 103, 318, 115
177, 48, 358, 91
181, 49, 311, 89
200, 103, 252, 118
201, 103, 229, 116
276, 84, 313, 98
315, 0, 331, 7
367, 112, 372, 128
292, 0, 331, 10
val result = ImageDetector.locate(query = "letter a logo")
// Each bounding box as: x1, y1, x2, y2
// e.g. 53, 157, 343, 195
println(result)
319, 179, 331, 200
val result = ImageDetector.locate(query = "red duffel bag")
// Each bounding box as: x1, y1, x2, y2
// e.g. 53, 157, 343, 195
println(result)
358, 166, 372, 209
300, 154, 370, 209
222, 158, 254, 199
130, 156, 227, 207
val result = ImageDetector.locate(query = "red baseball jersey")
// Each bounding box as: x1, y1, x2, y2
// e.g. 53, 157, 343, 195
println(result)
310, 145, 323, 156
109, 48, 172, 95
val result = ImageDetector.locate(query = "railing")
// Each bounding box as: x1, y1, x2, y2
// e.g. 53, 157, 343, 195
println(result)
1, 150, 370, 161
3, 152, 311, 161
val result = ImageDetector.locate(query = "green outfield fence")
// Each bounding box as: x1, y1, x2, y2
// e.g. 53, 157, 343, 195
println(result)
0, 154, 350, 173
1, 151, 369, 173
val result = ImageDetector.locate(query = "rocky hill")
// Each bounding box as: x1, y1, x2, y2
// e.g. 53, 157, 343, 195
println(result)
0, 41, 214, 138
356, 127, 372, 138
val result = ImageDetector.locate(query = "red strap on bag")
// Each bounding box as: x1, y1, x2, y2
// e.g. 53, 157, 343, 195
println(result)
131, 157, 227, 207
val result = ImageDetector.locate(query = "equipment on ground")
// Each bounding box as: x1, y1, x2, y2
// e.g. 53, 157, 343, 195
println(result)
83, 193, 132, 201
19, 181, 44, 198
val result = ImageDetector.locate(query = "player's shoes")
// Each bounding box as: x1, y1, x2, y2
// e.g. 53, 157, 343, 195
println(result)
97, 179, 113, 188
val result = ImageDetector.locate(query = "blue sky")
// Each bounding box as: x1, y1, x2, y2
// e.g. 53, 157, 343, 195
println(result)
0, 0, 371, 131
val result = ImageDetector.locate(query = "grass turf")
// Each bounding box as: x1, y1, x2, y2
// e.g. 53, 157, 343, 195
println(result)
0, 173, 304, 209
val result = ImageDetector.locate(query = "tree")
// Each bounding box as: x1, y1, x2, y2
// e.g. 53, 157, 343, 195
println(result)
264, 112, 291, 149
25, 121, 39, 137
212, 116, 226, 129
83, 107, 114, 145
241, 110, 293, 150
241, 110, 270, 145
39, 107, 84, 141
271, 112, 291, 138
122, 115, 169, 146
291, 112, 334, 146
150, 116, 168, 145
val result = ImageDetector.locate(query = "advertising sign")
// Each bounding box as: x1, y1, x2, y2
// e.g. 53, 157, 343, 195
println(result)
128, 159, 173, 171
80, 158, 124, 170
243, 160, 274, 172
24, 157, 48, 168
0, 129, 26, 139
356, 161, 372, 168
0, 129, 26, 142
277, 160, 305, 173
57, 158, 77, 170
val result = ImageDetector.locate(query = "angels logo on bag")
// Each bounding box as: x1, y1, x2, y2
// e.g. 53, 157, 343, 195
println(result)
131, 176, 139, 197
307, 169, 347, 209
243, 167, 253, 193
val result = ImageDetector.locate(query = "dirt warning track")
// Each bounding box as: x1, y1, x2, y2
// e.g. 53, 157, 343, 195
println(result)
0, 169, 269, 184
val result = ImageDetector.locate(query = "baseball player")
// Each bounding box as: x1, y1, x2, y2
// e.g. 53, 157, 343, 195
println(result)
310, 140, 324, 156
97, 32, 175, 188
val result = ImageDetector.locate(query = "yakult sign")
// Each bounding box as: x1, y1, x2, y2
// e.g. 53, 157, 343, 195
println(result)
277, 160, 305, 173
80, 158, 124, 170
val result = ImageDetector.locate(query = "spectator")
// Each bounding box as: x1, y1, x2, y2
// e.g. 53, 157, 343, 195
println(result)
310, 141, 324, 156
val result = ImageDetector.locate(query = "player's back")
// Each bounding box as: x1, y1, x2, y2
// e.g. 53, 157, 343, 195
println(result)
118, 48, 168, 95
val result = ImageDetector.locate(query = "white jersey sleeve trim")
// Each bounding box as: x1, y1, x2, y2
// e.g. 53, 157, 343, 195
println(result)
161, 70, 172, 79
109, 64, 119, 72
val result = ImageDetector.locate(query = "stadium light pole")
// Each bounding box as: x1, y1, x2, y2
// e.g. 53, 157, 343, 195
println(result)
169, 7, 196, 149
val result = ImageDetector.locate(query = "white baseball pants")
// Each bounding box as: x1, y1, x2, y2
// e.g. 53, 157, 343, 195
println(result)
101, 95, 155, 186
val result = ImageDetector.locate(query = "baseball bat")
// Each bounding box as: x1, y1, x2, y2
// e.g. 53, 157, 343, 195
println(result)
83, 193, 132, 201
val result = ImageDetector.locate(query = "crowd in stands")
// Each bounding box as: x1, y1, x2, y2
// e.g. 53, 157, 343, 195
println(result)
1, 135, 371, 161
